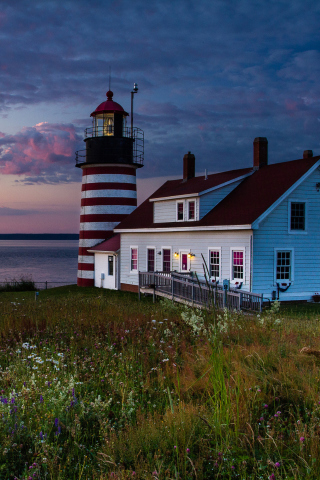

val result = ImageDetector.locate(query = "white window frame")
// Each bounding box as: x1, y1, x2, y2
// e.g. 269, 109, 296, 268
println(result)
274, 248, 294, 285
162, 247, 172, 273
230, 248, 245, 283
176, 201, 184, 222
208, 247, 221, 281
146, 246, 156, 272
130, 246, 138, 274
187, 199, 196, 221
288, 200, 307, 234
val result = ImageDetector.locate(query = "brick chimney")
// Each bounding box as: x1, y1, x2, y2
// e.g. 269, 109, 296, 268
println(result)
303, 150, 313, 159
253, 137, 268, 170
183, 151, 195, 181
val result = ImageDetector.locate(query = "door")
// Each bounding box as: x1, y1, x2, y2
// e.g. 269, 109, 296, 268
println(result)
180, 252, 190, 272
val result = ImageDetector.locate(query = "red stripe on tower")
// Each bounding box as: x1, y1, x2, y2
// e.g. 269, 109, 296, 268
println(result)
75, 88, 144, 287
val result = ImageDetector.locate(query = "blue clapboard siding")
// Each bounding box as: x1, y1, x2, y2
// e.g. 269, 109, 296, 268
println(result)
252, 166, 320, 300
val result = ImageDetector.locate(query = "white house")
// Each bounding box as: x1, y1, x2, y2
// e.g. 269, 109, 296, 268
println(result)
89, 137, 320, 302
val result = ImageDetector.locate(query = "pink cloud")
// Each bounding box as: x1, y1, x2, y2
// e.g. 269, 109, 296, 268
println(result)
0, 122, 81, 177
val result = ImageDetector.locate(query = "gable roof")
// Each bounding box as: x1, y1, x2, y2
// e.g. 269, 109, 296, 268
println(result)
149, 167, 253, 200
115, 156, 320, 231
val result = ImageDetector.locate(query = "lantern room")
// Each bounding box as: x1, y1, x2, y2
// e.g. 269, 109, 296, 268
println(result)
90, 90, 129, 138
75, 89, 144, 168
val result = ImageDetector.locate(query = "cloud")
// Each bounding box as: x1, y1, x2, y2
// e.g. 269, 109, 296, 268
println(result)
0, 122, 82, 183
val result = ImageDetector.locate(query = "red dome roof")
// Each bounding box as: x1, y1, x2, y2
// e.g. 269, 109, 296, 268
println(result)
90, 90, 129, 117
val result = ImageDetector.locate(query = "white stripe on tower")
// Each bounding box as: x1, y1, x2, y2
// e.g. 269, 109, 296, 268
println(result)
77, 165, 137, 287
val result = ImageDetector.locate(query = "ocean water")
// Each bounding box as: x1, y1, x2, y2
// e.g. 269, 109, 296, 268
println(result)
0, 240, 79, 286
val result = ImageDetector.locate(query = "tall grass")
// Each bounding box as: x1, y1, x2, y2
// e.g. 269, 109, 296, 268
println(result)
0, 287, 319, 479
0, 276, 36, 292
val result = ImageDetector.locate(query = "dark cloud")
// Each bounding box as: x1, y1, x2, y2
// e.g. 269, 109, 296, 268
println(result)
0, 0, 319, 181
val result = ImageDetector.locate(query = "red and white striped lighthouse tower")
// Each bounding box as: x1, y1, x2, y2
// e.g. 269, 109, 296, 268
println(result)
75, 88, 144, 286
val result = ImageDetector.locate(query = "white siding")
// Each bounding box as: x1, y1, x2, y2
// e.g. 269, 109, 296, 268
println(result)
199, 180, 243, 218
252, 167, 320, 300
153, 197, 199, 223
120, 230, 252, 289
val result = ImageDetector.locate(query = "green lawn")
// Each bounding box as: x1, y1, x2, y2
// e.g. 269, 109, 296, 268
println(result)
0, 287, 320, 479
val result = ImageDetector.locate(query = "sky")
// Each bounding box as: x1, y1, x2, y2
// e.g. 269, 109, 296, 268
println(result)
0, 0, 319, 233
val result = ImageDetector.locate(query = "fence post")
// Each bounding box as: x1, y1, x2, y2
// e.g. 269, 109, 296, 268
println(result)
260, 294, 263, 313
45, 281, 48, 290
171, 275, 174, 301
138, 272, 141, 301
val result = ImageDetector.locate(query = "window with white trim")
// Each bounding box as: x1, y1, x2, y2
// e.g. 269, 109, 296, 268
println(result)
231, 250, 244, 280
147, 248, 155, 272
188, 200, 195, 220
276, 251, 291, 281
209, 249, 220, 279
290, 202, 305, 231
130, 247, 138, 272
162, 249, 171, 272
176, 201, 184, 221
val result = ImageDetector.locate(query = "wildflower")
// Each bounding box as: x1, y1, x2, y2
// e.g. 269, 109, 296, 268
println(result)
300, 436, 305, 442
55, 418, 59, 427
269, 475, 276, 480
186, 448, 190, 454
174, 445, 177, 449
275, 462, 280, 468
40, 395, 44, 403
264, 404, 268, 408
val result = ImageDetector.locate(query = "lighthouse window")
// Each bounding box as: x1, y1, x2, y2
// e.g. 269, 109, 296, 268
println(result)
103, 115, 114, 136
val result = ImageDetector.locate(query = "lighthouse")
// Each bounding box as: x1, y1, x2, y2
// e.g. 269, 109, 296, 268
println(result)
75, 87, 144, 287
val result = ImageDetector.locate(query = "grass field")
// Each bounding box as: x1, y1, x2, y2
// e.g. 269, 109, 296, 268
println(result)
0, 286, 320, 479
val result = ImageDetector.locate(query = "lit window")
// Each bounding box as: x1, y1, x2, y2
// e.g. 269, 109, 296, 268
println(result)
108, 256, 114, 276
131, 248, 138, 271
188, 200, 195, 220
209, 250, 220, 279
177, 202, 184, 221
147, 248, 155, 272
163, 249, 171, 272
103, 114, 114, 136
276, 251, 291, 280
232, 251, 244, 280
290, 202, 305, 231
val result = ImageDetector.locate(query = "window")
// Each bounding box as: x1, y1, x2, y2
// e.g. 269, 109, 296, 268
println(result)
147, 248, 155, 272
177, 202, 184, 221
232, 250, 244, 280
130, 247, 138, 272
290, 202, 305, 231
276, 251, 291, 280
108, 256, 114, 276
162, 249, 171, 272
188, 200, 195, 220
209, 249, 220, 279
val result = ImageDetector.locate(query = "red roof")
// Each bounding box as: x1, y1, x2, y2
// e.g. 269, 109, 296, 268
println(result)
90, 91, 129, 117
89, 234, 120, 252
115, 156, 320, 230
149, 167, 252, 199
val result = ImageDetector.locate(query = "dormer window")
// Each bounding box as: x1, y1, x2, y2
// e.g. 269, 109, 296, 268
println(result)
177, 201, 184, 221
188, 200, 195, 220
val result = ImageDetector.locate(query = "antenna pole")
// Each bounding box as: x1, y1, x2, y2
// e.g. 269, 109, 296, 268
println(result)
131, 83, 138, 138
109, 67, 111, 91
